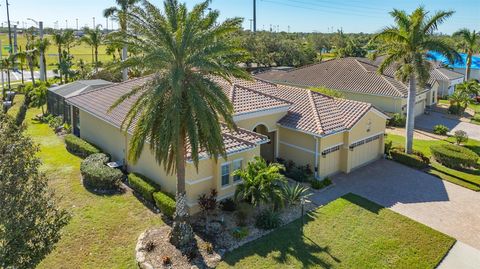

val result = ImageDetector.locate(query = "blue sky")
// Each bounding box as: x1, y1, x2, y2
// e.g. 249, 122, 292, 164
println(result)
6, 0, 480, 34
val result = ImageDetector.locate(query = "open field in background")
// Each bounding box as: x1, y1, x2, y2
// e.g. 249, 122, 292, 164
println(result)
0, 34, 112, 69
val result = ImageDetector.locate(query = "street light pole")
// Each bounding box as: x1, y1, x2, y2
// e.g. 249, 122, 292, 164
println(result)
253, 0, 256, 32
39, 21, 45, 81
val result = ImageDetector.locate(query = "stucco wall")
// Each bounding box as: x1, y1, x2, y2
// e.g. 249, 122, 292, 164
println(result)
341, 91, 403, 114
235, 111, 286, 131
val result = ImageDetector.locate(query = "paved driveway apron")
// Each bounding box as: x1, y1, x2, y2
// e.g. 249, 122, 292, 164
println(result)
415, 111, 480, 140
310, 159, 480, 250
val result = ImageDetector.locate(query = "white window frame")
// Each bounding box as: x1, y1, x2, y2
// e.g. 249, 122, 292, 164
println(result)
232, 159, 243, 182
220, 162, 231, 187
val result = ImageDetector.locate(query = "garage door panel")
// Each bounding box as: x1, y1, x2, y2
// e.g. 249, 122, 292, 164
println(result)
415, 100, 425, 117
350, 136, 382, 170
321, 150, 341, 176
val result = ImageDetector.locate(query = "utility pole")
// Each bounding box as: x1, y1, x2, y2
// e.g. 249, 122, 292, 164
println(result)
5, 0, 13, 94
249, 19, 252, 32
106, 17, 108, 31
253, 0, 256, 32
65, 19, 68, 29
92, 17, 95, 28
76, 18, 78, 31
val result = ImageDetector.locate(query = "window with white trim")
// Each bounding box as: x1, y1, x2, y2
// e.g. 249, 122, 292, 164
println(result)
232, 159, 243, 182
221, 163, 230, 186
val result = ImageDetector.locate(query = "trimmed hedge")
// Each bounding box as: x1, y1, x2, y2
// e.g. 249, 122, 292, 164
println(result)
433, 124, 449, 135
430, 144, 478, 169
128, 173, 160, 202
80, 153, 123, 190
153, 191, 176, 218
390, 149, 430, 169
65, 134, 101, 158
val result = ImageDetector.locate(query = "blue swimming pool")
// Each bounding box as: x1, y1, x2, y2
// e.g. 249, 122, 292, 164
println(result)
428, 51, 480, 70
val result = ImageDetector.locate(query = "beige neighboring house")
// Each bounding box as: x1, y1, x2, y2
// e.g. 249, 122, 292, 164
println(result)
256, 57, 464, 117
66, 76, 388, 213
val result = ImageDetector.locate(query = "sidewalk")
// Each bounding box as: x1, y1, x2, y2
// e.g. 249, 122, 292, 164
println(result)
438, 241, 480, 269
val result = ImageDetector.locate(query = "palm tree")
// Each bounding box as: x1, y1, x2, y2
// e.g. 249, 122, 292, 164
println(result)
82, 26, 104, 72
53, 31, 65, 68
0, 56, 14, 100
103, 0, 140, 81
371, 7, 460, 154
14, 48, 26, 84
456, 79, 480, 97
35, 38, 51, 82
110, 0, 248, 249
63, 29, 76, 54
233, 157, 286, 208
24, 49, 39, 86
453, 29, 479, 80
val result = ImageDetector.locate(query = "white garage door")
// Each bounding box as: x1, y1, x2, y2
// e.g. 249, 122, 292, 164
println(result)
414, 100, 425, 117
320, 145, 342, 176
350, 134, 382, 170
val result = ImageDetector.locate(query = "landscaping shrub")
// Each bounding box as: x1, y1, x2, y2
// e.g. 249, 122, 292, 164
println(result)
390, 148, 430, 169
277, 158, 313, 182
64, 134, 101, 158
128, 173, 160, 202
255, 209, 282, 230
453, 130, 468, 145
310, 177, 332, 190
198, 189, 218, 213
80, 153, 123, 190
430, 144, 478, 169
47, 115, 63, 131
281, 183, 310, 206
153, 191, 176, 218
448, 105, 464, 115
384, 140, 393, 155
433, 124, 449, 135
231, 227, 249, 240
234, 204, 251, 227
219, 198, 237, 212
387, 113, 406, 127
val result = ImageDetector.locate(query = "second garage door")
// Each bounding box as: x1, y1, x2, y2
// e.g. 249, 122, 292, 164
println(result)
350, 134, 383, 170
415, 100, 426, 117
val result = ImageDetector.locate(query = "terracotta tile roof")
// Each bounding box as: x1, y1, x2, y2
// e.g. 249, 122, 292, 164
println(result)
67, 74, 382, 143
66, 76, 268, 158
256, 57, 465, 98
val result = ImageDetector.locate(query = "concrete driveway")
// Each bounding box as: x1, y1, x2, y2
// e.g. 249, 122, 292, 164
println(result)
415, 111, 480, 140
310, 159, 480, 250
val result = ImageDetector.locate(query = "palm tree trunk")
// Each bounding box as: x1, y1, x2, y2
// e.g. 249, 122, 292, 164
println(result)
58, 46, 63, 84
95, 46, 99, 72
20, 63, 24, 84
466, 52, 472, 81
169, 132, 194, 250
405, 74, 416, 154
122, 46, 128, 81
28, 57, 36, 87
43, 55, 47, 82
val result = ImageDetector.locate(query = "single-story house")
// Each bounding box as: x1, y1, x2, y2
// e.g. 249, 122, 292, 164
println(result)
255, 57, 464, 116
429, 51, 480, 81
47, 79, 112, 125
66, 76, 388, 213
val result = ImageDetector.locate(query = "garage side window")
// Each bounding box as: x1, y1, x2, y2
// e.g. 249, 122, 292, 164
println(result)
232, 159, 243, 182
221, 163, 230, 187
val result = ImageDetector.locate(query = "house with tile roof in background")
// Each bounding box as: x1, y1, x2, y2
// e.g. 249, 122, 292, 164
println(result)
66, 76, 388, 213
256, 57, 464, 117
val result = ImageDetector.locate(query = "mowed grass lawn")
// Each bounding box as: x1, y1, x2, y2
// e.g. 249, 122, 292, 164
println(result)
386, 133, 480, 191
23, 107, 164, 268
219, 194, 454, 269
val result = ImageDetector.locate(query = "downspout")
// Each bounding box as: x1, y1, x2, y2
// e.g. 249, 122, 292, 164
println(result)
314, 136, 319, 180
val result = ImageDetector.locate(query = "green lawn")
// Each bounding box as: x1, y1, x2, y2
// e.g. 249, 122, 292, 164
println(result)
6, 93, 24, 117
0, 33, 112, 70
219, 194, 454, 269
386, 134, 480, 191
23, 107, 164, 268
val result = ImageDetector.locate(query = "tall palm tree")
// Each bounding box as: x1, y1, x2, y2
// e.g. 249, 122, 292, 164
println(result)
103, 0, 140, 81
82, 26, 104, 72
24, 49, 38, 87
371, 7, 460, 154
453, 29, 479, 80
53, 32, 65, 68
14, 47, 26, 84
63, 29, 76, 54
110, 0, 248, 249
35, 38, 51, 82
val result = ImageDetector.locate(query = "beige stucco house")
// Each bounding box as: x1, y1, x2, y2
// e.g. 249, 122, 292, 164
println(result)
256, 57, 464, 117
67, 76, 388, 213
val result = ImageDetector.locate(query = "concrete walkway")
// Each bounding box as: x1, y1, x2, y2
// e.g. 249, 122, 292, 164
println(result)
310, 159, 480, 267
438, 242, 480, 269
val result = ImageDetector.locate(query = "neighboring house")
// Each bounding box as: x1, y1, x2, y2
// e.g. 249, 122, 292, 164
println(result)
429, 67, 464, 97
256, 57, 464, 116
66, 76, 388, 213
429, 51, 480, 81
47, 79, 113, 126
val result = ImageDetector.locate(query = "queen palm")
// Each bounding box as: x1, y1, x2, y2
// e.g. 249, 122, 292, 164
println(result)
82, 26, 104, 72
35, 38, 51, 82
104, 0, 140, 81
453, 29, 479, 80
371, 7, 460, 154
110, 0, 248, 249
